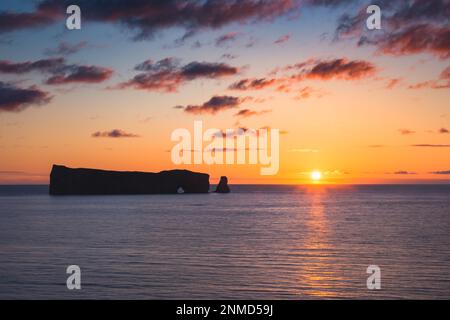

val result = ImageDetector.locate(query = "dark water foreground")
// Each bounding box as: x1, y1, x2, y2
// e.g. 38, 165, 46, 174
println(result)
0, 184, 449, 299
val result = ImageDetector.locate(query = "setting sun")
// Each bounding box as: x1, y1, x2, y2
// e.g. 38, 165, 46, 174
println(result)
311, 171, 322, 181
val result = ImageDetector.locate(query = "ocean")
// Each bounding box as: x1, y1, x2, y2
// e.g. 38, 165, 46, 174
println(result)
0, 184, 449, 299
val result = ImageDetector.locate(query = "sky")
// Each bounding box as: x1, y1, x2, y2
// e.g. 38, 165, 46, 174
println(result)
0, 0, 449, 184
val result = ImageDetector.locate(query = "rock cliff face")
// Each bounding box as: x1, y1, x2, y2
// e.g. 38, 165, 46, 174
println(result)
49, 165, 210, 195
215, 176, 230, 193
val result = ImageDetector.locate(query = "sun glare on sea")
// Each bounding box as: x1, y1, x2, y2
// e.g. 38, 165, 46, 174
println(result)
311, 171, 322, 181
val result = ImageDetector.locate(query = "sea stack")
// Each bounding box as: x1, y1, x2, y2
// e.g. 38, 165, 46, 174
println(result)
215, 176, 230, 193
49, 165, 210, 195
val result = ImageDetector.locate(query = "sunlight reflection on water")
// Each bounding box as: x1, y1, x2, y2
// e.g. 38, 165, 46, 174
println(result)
0, 185, 449, 299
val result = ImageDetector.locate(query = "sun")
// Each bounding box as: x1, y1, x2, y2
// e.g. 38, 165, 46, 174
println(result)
311, 171, 322, 181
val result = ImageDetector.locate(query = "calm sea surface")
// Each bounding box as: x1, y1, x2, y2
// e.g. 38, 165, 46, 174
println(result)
0, 185, 449, 299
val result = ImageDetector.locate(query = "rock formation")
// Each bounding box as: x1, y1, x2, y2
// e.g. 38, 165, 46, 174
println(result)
215, 176, 230, 193
49, 165, 210, 195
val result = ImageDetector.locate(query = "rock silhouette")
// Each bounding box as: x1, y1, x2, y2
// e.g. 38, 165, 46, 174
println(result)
49, 165, 210, 195
215, 176, 230, 193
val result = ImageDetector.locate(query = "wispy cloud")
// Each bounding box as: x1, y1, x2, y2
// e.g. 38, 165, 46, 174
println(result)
234, 108, 271, 118
229, 57, 375, 96
294, 86, 324, 100
385, 78, 401, 89
0, 57, 65, 74
305, 0, 357, 7
221, 53, 238, 60
91, 129, 140, 138
409, 66, 450, 90
430, 170, 450, 175
44, 41, 88, 56
119, 58, 239, 92
0, 58, 113, 85
412, 144, 450, 147
0, 82, 52, 113
229, 78, 277, 90
0, 7, 59, 34
335, 1, 450, 59
399, 129, 416, 135
361, 24, 450, 60
46, 65, 113, 85
215, 32, 241, 47
274, 34, 290, 44
180, 95, 244, 115
393, 171, 417, 175
298, 58, 376, 81
2, 0, 300, 39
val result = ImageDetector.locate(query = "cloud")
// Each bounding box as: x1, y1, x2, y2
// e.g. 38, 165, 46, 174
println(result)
300, 58, 376, 80
399, 129, 416, 135
182, 61, 238, 79
430, 170, 450, 175
393, 171, 417, 175
23, 0, 300, 40
211, 126, 282, 139
221, 53, 238, 60
409, 80, 450, 90
334, 8, 366, 40
335, 1, 450, 59
441, 66, 450, 79
245, 36, 258, 48
215, 32, 241, 47
229, 78, 277, 90
91, 129, 140, 138
386, 78, 401, 89
385, 0, 449, 26
412, 144, 450, 147
212, 127, 251, 139
46, 65, 113, 85
0, 9, 59, 34
204, 145, 266, 153
181, 95, 243, 115
0, 58, 113, 85
280, 58, 376, 82
295, 86, 324, 100
439, 128, 449, 134
409, 66, 450, 89
0, 82, 52, 113
134, 57, 180, 72
0, 58, 65, 74
139, 116, 153, 124
120, 59, 239, 92
305, 0, 357, 6
274, 34, 290, 44
45, 41, 88, 56
360, 24, 450, 60
229, 58, 375, 95
234, 108, 271, 118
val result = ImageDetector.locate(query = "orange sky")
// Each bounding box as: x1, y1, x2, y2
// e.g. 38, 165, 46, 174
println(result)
0, 1, 449, 184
